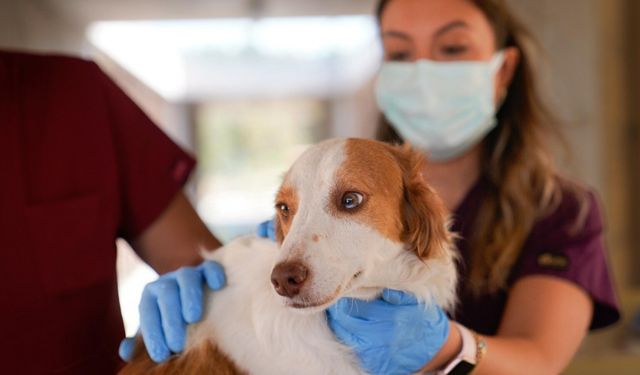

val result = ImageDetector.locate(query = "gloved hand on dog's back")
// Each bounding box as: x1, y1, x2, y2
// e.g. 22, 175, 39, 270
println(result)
119, 220, 275, 363
118, 260, 226, 363
256, 219, 276, 241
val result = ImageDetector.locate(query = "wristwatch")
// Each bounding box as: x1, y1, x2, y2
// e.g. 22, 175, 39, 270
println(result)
437, 323, 480, 375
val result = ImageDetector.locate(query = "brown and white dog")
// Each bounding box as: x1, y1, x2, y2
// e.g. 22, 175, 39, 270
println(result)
120, 138, 458, 375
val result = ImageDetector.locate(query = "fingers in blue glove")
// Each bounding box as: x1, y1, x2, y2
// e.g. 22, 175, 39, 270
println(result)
177, 261, 225, 323
256, 219, 276, 241
176, 267, 205, 323
256, 221, 269, 238
201, 261, 226, 291
139, 288, 173, 362
326, 291, 451, 375
118, 337, 137, 363
327, 297, 393, 341
155, 279, 188, 354
326, 311, 366, 348
381, 289, 419, 305
128, 260, 226, 363
328, 292, 416, 323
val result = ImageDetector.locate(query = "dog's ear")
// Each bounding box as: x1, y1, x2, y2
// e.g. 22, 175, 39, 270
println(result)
388, 144, 452, 260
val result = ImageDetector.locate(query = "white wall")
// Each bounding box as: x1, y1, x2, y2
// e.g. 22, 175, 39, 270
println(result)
0, 0, 87, 54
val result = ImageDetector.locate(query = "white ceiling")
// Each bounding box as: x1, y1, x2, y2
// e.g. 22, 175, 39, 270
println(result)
78, 1, 382, 101
45, 0, 378, 24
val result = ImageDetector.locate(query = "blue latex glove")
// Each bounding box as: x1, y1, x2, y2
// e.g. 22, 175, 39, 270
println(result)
118, 260, 226, 363
256, 219, 276, 241
326, 289, 450, 375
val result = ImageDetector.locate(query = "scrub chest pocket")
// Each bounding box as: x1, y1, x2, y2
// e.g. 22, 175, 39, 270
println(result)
25, 192, 116, 296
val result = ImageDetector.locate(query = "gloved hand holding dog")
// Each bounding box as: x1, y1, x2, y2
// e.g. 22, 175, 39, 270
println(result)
327, 289, 450, 375
119, 221, 272, 363
118, 260, 226, 363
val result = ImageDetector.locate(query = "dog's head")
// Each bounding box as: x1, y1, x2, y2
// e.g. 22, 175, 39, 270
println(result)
270, 138, 457, 312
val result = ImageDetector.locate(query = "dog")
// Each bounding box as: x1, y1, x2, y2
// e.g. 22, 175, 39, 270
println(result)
120, 138, 458, 375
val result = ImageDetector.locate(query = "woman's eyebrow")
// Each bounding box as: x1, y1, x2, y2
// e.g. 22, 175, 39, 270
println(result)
382, 20, 469, 41
381, 30, 411, 41
434, 20, 469, 37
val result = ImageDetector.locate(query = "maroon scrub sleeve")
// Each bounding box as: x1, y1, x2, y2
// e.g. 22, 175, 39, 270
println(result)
96, 64, 196, 241
513, 190, 620, 330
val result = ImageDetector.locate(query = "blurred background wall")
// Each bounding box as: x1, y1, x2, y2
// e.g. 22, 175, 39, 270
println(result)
1, 0, 638, 373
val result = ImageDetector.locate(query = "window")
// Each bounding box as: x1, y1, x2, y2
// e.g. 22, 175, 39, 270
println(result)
195, 99, 327, 241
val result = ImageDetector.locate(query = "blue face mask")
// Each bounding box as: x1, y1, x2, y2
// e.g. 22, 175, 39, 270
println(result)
375, 52, 506, 161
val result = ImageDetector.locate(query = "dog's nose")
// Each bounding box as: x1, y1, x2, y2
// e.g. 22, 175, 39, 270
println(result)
271, 261, 309, 297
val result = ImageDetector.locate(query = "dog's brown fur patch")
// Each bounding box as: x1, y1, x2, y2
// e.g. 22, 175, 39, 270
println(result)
330, 139, 406, 242
274, 183, 298, 243
331, 139, 450, 260
387, 143, 452, 260
119, 338, 246, 375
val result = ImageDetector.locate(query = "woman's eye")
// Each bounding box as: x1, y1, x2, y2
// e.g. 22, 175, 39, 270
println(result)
341, 192, 364, 210
440, 44, 468, 56
276, 203, 289, 217
386, 51, 410, 61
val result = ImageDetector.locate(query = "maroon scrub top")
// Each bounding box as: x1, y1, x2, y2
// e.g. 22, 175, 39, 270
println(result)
0, 51, 195, 374
452, 176, 620, 335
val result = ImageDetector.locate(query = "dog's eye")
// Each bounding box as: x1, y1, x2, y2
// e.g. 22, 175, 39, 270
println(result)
276, 203, 290, 217
341, 192, 363, 210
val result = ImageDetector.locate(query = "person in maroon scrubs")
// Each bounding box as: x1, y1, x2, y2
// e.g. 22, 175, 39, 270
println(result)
0, 50, 221, 374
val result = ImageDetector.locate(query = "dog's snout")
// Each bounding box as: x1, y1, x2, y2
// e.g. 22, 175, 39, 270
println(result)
271, 262, 309, 297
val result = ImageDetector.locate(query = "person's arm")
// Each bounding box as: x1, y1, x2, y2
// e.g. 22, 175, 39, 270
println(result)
132, 191, 222, 274
119, 191, 226, 362
424, 275, 592, 374
93, 59, 228, 362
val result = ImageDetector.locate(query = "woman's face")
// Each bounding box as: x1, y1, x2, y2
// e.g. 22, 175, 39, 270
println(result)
380, 0, 519, 100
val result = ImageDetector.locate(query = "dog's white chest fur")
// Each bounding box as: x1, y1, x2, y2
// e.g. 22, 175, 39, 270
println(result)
188, 236, 365, 375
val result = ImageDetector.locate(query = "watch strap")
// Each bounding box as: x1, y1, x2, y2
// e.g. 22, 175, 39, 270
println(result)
437, 323, 477, 375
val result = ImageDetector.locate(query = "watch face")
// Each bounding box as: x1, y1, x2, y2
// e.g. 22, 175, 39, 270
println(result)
449, 361, 475, 375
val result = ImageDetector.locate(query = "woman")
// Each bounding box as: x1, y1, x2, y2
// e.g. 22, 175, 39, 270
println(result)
126, 0, 620, 374
325, 0, 618, 374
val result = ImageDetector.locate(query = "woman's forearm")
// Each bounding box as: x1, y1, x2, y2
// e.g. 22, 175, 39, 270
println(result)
424, 276, 591, 375
423, 327, 574, 375
473, 335, 564, 375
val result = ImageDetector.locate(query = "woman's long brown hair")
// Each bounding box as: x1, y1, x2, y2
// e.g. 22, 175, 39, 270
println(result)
375, 0, 582, 295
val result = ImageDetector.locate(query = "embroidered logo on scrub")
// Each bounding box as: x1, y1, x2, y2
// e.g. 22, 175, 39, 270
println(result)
537, 252, 569, 271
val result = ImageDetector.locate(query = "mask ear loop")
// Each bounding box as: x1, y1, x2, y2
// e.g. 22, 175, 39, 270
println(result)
492, 50, 508, 109
490, 50, 507, 72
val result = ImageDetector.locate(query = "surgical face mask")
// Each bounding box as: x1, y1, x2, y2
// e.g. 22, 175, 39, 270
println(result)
375, 52, 506, 161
